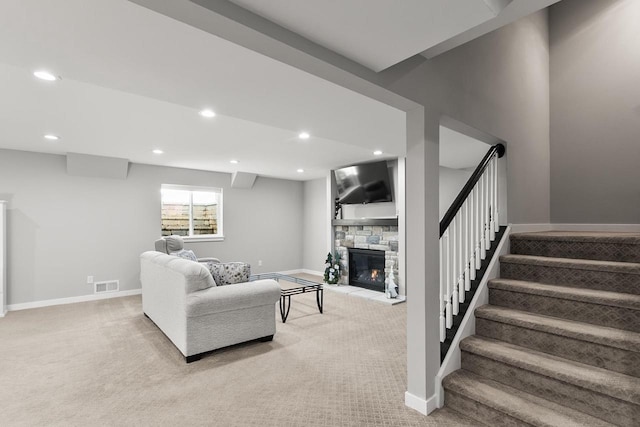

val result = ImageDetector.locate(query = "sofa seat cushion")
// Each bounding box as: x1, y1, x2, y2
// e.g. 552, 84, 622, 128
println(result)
186, 279, 280, 317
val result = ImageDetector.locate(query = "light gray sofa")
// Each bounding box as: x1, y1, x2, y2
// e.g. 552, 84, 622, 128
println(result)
140, 251, 280, 363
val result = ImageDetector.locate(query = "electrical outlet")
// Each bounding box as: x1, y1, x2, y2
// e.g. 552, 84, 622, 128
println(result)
258, 260, 263, 266
87, 276, 94, 284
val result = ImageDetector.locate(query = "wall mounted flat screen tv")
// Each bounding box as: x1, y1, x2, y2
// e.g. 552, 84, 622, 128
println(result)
334, 160, 393, 204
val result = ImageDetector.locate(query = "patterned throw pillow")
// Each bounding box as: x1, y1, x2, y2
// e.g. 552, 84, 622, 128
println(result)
170, 249, 198, 262
208, 262, 251, 286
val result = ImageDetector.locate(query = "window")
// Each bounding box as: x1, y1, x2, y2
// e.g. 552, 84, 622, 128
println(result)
161, 184, 223, 241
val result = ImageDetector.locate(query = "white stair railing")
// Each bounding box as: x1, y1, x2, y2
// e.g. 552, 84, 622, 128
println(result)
439, 144, 505, 343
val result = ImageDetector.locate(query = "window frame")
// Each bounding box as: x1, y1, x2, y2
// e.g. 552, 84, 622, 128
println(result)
160, 184, 224, 242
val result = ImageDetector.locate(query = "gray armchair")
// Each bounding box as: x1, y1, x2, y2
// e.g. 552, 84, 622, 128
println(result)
155, 235, 220, 264
155, 235, 251, 286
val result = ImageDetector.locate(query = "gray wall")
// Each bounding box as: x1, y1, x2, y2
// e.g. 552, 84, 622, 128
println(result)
0, 149, 303, 305
302, 177, 329, 273
439, 167, 473, 220
550, 0, 640, 223
380, 10, 551, 225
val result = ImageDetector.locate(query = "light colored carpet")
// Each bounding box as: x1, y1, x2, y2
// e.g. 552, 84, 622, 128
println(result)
0, 288, 473, 426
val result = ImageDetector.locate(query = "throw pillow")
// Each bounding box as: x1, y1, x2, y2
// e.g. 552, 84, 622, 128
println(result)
170, 249, 198, 262
208, 262, 251, 286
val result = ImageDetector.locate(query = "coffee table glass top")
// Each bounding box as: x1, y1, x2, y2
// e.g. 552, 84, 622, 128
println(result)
249, 273, 323, 322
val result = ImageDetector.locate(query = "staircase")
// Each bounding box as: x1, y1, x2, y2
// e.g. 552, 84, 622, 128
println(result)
442, 231, 640, 426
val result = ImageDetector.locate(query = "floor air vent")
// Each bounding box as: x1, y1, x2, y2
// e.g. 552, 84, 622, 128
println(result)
94, 280, 119, 294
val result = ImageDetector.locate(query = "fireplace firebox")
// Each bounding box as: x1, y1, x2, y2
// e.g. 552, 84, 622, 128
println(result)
348, 248, 385, 292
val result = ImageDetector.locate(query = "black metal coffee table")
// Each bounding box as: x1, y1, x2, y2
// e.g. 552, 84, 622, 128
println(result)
249, 273, 323, 323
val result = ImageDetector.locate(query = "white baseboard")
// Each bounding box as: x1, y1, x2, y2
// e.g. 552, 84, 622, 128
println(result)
405, 391, 438, 415
276, 268, 304, 275
300, 269, 323, 276
7, 289, 142, 312
509, 223, 553, 233
509, 223, 640, 233
551, 223, 640, 232
277, 268, 324, 276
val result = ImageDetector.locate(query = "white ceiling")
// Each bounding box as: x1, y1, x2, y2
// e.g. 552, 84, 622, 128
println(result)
0, 0, 558, 181
227, 0, 561, 71
0, 0, 405, 181
0, 62, 389, 179
440, 126, 491, 170
228, 0, 506, 72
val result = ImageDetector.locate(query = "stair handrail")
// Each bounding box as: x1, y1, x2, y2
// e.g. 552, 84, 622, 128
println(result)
440, 143, 505, 237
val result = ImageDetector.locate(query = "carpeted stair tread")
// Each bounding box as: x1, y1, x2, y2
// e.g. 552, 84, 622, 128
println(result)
511, 231, 640, 244
500, 254, 640, 275
443, 370, 616, 427
510, 232, 640, 263
460, 335, 640, 405
475, 305, 640, 352
489, 278, 640, 310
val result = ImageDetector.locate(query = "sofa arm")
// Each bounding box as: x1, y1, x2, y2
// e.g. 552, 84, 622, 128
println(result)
141, 251, 215, 294
198, 257, 220, 263
186, 279, 280, 317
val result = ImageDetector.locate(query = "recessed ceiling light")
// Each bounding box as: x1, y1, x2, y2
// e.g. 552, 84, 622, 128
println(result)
44, 134, 60, 140
373, 150, 383, 156
297, 168, 304, 173
230, 160, 239, 164
199, 109, 216, 118
298, 132, 310, 140
152, 149, 164, 154
33, 70, 58, 81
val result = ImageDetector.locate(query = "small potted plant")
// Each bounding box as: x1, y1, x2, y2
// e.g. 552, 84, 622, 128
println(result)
323, 252, 342, 285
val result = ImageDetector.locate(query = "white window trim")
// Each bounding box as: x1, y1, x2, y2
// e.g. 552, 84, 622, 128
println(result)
161, 184, 224, 241
183, 235, 225, 243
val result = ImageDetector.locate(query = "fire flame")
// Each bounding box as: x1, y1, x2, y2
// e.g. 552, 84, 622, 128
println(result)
371, 269, 380, 280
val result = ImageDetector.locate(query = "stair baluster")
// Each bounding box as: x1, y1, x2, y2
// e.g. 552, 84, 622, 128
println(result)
464, 200, 471, 292
439, 237, 446, 342
444, 230, 452, 329
469, 190, 476, 280
451, 217, 459, 316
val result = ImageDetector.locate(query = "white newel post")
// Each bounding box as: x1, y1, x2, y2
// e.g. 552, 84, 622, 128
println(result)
0, 201, 6, 317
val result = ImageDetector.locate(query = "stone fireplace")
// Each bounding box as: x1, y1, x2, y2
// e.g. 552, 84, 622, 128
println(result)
332, 219, 399, 292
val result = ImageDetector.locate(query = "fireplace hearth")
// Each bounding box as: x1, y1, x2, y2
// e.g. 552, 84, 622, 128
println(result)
348, 248, 385, 292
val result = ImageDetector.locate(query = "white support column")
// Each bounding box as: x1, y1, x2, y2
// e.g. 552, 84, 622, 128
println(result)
404, 108, 440, 415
